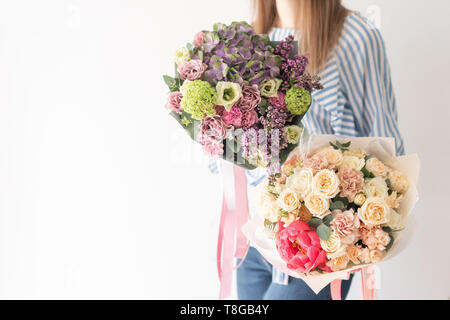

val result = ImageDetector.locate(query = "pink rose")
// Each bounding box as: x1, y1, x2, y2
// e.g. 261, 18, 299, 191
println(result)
337, 167, 364, 202
222, 106, 243, 128
193, 31, 205, 47
197, 115, 228, 144
268, 92, 286, 109
331, 209, 360, 245
303, 154, 329, 174
202, 140, 224, 159
242, 109, 258, 128
236, 84, 261, 112
165, 91, 183, 114
276, 220, 329, 273
177, 59, 207, 81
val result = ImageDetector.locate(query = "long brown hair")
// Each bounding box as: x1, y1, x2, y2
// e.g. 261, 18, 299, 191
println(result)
252, 0, 349, 73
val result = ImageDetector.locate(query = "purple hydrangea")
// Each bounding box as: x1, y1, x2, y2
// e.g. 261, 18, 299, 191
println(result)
193, 22, 281, 86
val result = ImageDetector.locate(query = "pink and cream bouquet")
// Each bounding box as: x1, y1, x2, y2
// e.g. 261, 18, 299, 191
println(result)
163, 21, 322, 174
243, 135, 420, 293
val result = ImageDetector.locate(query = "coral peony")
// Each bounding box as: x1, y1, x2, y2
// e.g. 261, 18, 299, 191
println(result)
276, 220, 328, 273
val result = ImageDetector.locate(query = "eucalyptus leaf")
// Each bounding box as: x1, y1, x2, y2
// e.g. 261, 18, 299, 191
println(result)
322, 214, 334, 227
385, 235, 395, 252
330, 200, 345, 211
361, 167, 375, 179
307, 217, 322, 229
317, 224, 331, 241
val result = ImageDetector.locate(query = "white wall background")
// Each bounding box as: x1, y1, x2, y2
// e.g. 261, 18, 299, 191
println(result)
0, 0, 448, 299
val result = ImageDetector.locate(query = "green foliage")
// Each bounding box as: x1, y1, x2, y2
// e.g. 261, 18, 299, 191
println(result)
385, 234, 395, 252
361, 167, 375, 179
163, 75, 181, 92
317, 224, 331, 241
307, 217, 322, 229
329, 140, 351, 152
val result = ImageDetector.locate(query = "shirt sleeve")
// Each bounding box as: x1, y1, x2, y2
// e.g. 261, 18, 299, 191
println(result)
338, 20, 405, 156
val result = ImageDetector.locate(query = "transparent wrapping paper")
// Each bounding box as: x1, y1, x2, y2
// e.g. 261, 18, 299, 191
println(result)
241, 135, 420, 294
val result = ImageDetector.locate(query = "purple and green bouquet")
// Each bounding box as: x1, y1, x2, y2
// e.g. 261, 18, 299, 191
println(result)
163, 21, 322, 175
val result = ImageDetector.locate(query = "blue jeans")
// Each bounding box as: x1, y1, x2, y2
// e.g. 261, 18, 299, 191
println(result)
237, 247, 353, 300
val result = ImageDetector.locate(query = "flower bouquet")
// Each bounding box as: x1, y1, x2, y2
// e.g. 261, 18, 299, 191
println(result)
163, 21, 322, 174
242, 135, 420, 294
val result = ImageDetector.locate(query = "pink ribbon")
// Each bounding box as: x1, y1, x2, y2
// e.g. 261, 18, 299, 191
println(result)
330, 266, 376, 300
217, 166, 249, 299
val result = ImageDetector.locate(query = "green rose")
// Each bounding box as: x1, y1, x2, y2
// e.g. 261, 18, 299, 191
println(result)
216, 81, 243, 111
285, 125, 303, 144
285, 86, 311, 115
174, 46, 190, 65
259, 79, 282, 98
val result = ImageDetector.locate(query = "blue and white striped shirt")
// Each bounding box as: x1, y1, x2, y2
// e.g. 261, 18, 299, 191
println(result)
245, 11, 404, 188
211, 11, 404, 191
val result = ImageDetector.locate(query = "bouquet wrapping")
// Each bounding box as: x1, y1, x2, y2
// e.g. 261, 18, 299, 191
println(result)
242, 135, 420, 294
163, 21, 322, 175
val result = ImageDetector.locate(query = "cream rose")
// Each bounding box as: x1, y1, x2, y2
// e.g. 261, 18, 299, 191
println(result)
305, 193, 330, 218
354, 193, 366, 206
388, 169, 409, 194
285, 168, 313, 200
357, 197, 390, 226
388, 209, 404, 230
260, 192, 280, 223
339, 155, 365, 171
365, 157, 387, 177
278, 188, 300, 212
320, 231, 347, 259
364, 177, 389, 200
317, 146, 343, 167
313, 169, 340, 198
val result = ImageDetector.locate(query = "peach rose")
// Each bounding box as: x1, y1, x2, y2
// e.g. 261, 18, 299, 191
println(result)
388, 169, 409, 194
357, 197, 390, 226
320, 231, 346, 259
386, 191, 403, 209
365, 157, 387, 177
313, 169, 340, 198
305, 193, 330, 218
278, 188, 300, 212
317, 146, 343, 168
364, 177, 389, 201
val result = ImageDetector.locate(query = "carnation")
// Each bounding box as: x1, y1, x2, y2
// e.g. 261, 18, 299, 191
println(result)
268, 92, 286, 109
361, 227, 391, 251
337, 167, 364, 202
331, 209, 360, 245
285, 86, 311, 115
303, 153, 328, 173
180, 80, 217, 120
222, 106, 243, 128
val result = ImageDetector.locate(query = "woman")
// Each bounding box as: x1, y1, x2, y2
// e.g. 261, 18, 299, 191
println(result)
237, 0, 405, 300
